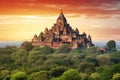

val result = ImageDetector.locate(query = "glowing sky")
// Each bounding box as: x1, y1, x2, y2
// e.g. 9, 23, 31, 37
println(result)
0, 0, 120, 41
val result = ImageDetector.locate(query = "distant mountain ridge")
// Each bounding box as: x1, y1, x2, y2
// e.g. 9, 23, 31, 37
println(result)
0, 41, 120, 50
94, 41, 120, 50
0, 41, 23, 47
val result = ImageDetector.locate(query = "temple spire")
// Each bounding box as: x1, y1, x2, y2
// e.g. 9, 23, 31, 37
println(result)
60, 9, 63, 14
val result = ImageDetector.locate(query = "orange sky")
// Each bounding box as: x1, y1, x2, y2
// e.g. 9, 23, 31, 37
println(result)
0, 0, 120, 41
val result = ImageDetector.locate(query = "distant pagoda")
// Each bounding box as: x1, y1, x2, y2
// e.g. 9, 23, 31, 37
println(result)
32, 10, 94, 49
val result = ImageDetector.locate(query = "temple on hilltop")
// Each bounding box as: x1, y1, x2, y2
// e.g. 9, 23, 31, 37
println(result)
32, 10, 94, 49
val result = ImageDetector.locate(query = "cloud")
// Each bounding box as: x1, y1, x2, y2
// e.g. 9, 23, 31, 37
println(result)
0, 0, 120, 18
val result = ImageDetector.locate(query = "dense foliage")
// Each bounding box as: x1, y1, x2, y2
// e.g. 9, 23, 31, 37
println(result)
107, 40, 116, 51
0, 41, 120, 80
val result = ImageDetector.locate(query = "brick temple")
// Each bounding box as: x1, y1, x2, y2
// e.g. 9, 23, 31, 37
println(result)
32, 10, 94, 49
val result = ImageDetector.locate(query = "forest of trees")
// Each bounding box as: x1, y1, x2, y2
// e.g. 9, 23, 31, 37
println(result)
0, 40, 120, 80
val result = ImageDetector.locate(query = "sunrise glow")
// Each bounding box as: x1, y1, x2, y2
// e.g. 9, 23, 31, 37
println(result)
0, 0, 120, 41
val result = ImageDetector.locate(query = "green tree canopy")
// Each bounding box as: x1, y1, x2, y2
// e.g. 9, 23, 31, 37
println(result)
107, 40, 116, 51
60, 69, 80, 80
0, 70, 10, 80
27, 49, 46, 64
50, 66, 67, 77
96, 54, 111, 66
90, 72, 100, 80
112, 73, 120, 80
30, 71, 49, 80
0, 46, 17, 65
56, 44, 72, 53
11, 49, 27, 64
10, 71, 27, 80
21, 41, 34, 51
78, 62, 95, 74
41, 46, 54, 54
101, 63, 120, 80
79, 73, 89, 80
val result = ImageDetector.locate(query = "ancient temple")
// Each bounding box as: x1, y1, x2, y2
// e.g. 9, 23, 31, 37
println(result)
32, 10, 94, 49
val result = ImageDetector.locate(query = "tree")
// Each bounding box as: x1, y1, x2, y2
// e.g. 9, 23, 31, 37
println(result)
90, 72, 100, 80
21, 41, 34, 51
85, 56, 98, 66
107, 40, 116, 51
0, 70, 10, 80
41, 46, 54, 54
60, 69, 80, 80
100, 63, 120, 80
71, 48, 82, 54
96, 54, 111, 66
83, 47, 98, 54
51, 77, 60, 80
11, 49, 27, 65
78, 62, 95, 74
79, 73, 89, 80
27, 49, 46, 64
0, 46, 17, 65
112, 73, 120, 80
50, 66, 66, 77
10, 71, 27, 80
110, 51, 120, 64
30, 71, 49, 80
56, 44, 72, 53
95, 66, 106, 74
4, 75, 11, 80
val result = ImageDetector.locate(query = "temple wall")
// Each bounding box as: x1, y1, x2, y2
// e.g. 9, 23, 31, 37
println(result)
52, 42, 62, 48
